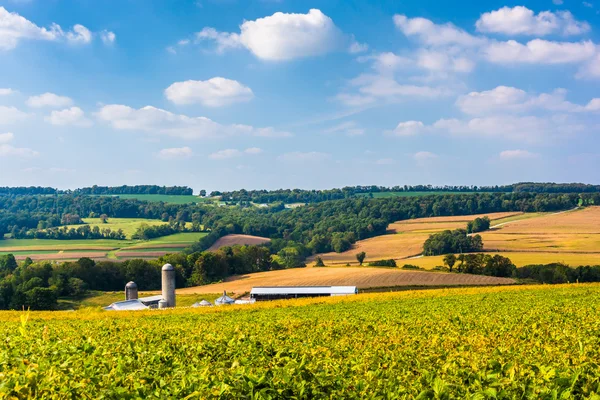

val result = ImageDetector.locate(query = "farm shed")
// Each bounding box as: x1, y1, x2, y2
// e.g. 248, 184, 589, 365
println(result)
103, 299, 148, 311
250, 286, 358, 301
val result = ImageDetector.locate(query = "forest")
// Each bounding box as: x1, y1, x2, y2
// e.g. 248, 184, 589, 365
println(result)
213, 182, 600, 203
0, 185, 194, 196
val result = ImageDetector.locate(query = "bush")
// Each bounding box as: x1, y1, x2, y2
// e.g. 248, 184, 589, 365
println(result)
314, 256, 325, 267
369, 259, 397, 267
401, 264, 422, 270
432, 265, 449, 272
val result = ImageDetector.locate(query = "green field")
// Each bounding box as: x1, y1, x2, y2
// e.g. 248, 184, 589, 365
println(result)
64, 217, 176, 239
97, 194, 209, 204
1, 284, 599, 397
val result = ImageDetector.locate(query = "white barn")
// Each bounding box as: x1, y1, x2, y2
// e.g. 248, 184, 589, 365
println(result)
250, 286, 357, 301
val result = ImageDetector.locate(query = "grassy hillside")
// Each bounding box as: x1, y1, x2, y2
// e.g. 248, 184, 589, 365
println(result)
2, 284, 599, 397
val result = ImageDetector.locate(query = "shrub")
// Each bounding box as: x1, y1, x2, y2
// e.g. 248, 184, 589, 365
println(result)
369, 259, 397, 267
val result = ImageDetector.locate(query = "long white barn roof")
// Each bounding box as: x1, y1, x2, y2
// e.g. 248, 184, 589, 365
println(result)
250, 286, 357, 295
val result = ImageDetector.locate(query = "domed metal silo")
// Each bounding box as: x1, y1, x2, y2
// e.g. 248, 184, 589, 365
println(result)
125, 281, 138, 300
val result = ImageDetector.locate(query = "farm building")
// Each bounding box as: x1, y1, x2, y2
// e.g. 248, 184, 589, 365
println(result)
250, 286, 358, 301
215, 291, 235, 305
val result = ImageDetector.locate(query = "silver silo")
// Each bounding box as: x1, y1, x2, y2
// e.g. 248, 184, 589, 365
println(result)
161, 263, 176, 308
125, 281, 138, 300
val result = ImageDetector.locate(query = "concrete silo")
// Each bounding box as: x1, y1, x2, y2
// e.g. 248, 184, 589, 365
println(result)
161, 263, 176, 308
125, 281, 138, 300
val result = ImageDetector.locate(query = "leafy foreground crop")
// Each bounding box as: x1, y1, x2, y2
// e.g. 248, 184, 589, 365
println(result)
1, 285, 600, 399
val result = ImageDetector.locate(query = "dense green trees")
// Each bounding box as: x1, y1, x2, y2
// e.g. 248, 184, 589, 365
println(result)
466, 216, 491, 234
423, 229, 484, 256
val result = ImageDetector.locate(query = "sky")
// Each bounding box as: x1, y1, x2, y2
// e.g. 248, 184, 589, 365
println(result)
0, 0, 599, 192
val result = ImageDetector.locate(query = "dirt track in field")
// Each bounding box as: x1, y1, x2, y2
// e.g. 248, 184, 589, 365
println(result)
177, 267, 515, 294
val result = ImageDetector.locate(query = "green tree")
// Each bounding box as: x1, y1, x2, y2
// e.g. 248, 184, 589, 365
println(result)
443, 254, 457, 272
356, 252, 366, 266
314, 256, 325, 267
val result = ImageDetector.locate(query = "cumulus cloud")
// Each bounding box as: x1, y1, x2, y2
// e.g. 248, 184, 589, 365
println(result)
483, 39, 596, 64
0, 7, 96, 50
158, 147, 193, 159
433, 115, 584, 142
0, 132, 38, 157
387, 121, 426, 136
65, 24, 92, 44
45, 107, 93, 127
26, 93, 73, 108
165, 77, 254, 106
196, 9, 353, 60
244, 147, 263, 154
0, 132, 14, 143
95, 104, 292, 140
277, 151, 330, 162
0, 88, 15, 95
456, 86, 600, 115
499, 149, 539, 159
476, 6, 590, 36
576, 54, 600, 79
0, 106, 28, 124
100, 30, 116, 45
394, 14, 485, 47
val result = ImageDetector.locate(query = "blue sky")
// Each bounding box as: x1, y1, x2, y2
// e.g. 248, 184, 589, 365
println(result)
0, 0, 599, 192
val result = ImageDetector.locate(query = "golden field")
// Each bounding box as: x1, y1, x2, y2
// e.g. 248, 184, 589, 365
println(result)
312, 207, 600, 268
176, 266, 515, 295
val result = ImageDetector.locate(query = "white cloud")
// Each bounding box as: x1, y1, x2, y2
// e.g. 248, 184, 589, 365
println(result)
348, 74, 454, 101
45, 107, 93, 127
0, 88, 15, 95
348, 39, 368, 54
393, 14, 484, 47
323, 121, 365, 136
476, 7, 590, 36
27, 92, 73, 108
209, 149, 241, 160
456, 86, 600, 115
433, 114, 584, 142
583, 1, 594, 8
484, 39, 596, 64
387, 121, 425, 136
0, 132, 37, 157
0, 132, 14, 143
499, 149, 539, 159
196, 9, 349, 60
553, 0, 564, 4
158, 147, 193, 160
0, 106, 28, 124
164, 77, 254, 107
0, 6, 102, 50
244, 147, 263, 154
416, 49, 475, 73
277, 151, 330, 162
100, 30, 116, 45
576, 54, 600, 79
96, 104, 292, 139
65, 24, 92, 44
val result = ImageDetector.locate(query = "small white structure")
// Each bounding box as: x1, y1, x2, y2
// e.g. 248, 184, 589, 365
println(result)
192, 300, 213, 307
234, 298, 256, 305
250, 286, 358, 301
162, 263, 176, 308
103, 299, 148, 311
215, 291, 235, 306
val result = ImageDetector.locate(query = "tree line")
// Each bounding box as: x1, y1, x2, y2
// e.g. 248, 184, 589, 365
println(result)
0, 185, 194, 196
212, 183, 600, 204
0, 243, 299, 310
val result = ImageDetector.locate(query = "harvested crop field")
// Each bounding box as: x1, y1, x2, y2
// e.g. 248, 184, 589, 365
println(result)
480, 207, 600, 253
315, 211, 524, 265
177, 267, 515, 295
208, 234, 271, 251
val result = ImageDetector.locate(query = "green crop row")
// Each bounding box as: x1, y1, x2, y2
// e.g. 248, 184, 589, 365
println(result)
1, 285, 600, 398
